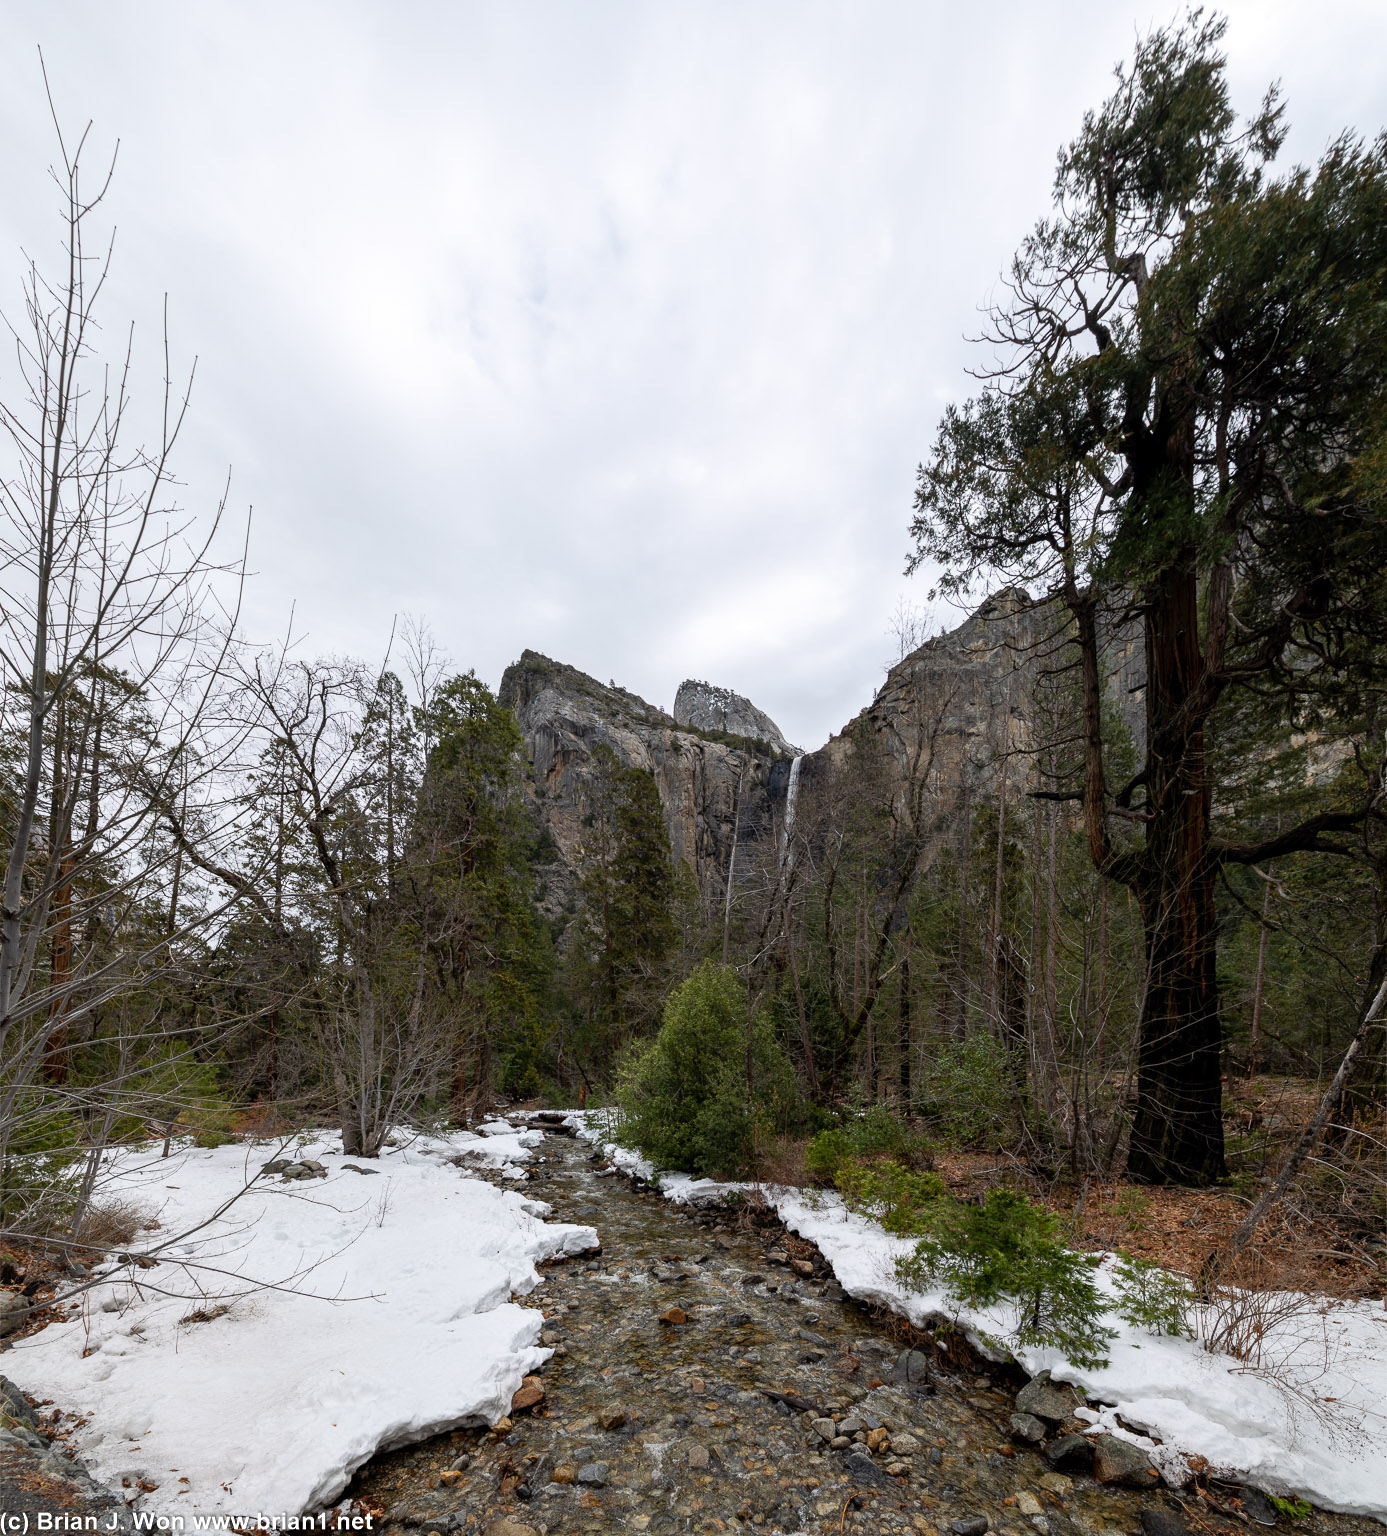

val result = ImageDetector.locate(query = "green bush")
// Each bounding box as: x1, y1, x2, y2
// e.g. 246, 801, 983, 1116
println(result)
835, 1157, 947, 1236
805, 1104, 931, 1184
918, 1034, 1015, 1147
896, 1189, 1115, 1368
804, 1127, 855, 1182
1112, 1250, 1195, 1337
616, 962, 803, 1178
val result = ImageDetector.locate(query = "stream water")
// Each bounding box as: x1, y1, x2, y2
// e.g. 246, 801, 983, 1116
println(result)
347, 1131, 1377, 1536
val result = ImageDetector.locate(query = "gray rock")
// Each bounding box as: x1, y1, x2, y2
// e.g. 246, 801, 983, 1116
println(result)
0, 1295, 28, 1338
838, 1416, 865, 1436
796, 1327, 829, 1346
894, 1347, 932, 1389
1010, 1412, 1048, 1444
1140, 1510, 1189, 1536
1092, 1434, 1159, 1488
726, 1312, 752, 1327
0, 1377, 37, 1427
673, 679, 798, 755
1239, 1489, 1279, 1527
575, 1462, 609, 1486
1044, 1434, 1094, 1471
812, 1417, 837, 1441
950, 1520, 990, 1536
841, 1450, 895, 1487
1016, 1377, 1076, 1424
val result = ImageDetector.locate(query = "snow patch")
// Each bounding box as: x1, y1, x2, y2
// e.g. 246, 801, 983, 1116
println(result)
10, 1123, 597, 1519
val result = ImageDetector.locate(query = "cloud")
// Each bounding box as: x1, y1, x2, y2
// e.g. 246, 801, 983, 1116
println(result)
0, 0, 1382, 749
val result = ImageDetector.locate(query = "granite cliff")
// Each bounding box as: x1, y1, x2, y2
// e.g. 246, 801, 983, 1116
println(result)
499, 595, 1146, 917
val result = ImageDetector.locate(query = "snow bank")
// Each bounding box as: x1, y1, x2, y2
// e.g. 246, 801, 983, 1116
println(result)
566, 1110, 1387, 1521
11, 1123, 597, 1520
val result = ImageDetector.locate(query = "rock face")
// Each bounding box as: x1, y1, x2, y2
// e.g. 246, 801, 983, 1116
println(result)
499, 593, 1146, 920
498, 652, 793, 916
673, 679, 799, 755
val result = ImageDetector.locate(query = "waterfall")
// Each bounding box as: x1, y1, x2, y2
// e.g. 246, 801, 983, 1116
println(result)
782, 753, 804, 852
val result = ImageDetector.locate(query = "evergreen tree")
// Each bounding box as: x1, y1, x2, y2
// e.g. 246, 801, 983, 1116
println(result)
571, 745, 675, 1059
908, 13, 1387, 1183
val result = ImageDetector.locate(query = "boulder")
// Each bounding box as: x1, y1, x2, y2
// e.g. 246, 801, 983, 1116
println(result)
1016, 1376, 1076, 1424
1092, 1434, 1160, 1488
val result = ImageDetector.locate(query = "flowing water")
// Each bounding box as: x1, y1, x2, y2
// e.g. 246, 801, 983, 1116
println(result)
348, 1132, 1378, 1536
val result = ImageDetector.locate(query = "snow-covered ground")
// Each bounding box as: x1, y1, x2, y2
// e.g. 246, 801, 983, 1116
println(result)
563, 1109, 1387, 1521
10, 1123, 597, 1520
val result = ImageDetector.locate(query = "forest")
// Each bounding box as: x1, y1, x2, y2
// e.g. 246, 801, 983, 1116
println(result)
2, 13, 1384, 1321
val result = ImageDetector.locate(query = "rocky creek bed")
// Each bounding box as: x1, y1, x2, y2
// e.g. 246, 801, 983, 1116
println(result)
345, 1130, 1384, 1536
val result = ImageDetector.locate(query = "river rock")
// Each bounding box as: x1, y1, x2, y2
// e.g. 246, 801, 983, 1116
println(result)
1016, 1376, 1076, 1424
688, 1444, 710, 1469
1010, 1412, 1047, 1444
895, 1348, 931, 1387
1240, 1489, 1279, 1526
842, 1450, 894, 1486
0, 1296, 27, 1338
575, 1462, 609, 1486
1140, 1509, 1189, 1536
1092, 1434, 1160, 1487
950, 1519, 989, 1535
1045, 1433, 1094, 1471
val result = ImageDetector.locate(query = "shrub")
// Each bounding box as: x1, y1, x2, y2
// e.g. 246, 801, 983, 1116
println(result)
616, 962, 803, 1178
918, 1034, 1015, 1147
1112, 1250, 1195, 1337
896, 1189, 1115, 1368
834, 1157, 947, 1236
805, 1104, 931, 1184
804, 1127, 854, 1182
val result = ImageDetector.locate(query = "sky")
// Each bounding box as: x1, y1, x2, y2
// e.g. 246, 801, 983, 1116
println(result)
1, 2, 1384, 752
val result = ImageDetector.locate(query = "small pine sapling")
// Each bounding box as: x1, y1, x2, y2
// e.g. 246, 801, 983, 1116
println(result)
896, 1189, 1116, 1368
1112, 1251, 1195, 1338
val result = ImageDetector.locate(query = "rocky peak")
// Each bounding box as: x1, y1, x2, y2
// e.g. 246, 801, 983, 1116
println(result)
673, 679, 798, 756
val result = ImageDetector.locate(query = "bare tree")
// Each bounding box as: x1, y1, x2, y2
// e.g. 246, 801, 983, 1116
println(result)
0, 98, 263, 1237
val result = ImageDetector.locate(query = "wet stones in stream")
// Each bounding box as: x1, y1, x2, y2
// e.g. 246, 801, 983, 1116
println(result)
346, 1136, 1384, 1536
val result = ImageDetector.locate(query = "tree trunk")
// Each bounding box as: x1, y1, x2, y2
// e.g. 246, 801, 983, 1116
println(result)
1126, 563, 1226, 1185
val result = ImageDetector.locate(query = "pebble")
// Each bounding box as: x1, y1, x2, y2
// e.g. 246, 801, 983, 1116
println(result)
951, 1519, 990, 1536
574, 1461, 609, 1486
1016, 1492, 1044, 1516
687, 1444, 710, 1469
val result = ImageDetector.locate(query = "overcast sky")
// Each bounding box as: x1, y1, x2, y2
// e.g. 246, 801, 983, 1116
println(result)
1, 2, 1384, 751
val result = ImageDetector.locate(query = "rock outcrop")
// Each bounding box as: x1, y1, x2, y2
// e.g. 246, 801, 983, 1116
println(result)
500, 594, 1146, 919
673, 680, 799, 756
498, 653, 793, 916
